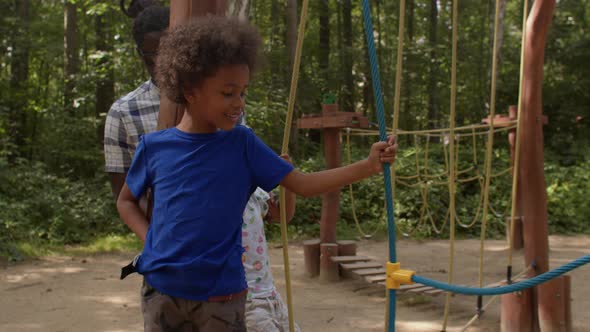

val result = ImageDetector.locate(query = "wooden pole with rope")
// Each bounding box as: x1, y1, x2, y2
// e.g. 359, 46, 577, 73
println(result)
501, 1, 571, 331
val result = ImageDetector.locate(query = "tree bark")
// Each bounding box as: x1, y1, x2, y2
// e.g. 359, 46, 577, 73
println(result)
64, 0, 78, 113
489, 0, 506, 98
95, 4, 115, 142
341, 0, 354, 113
8, 0, 30, 162
286, 0, 297, 69
227, 0, 250, 19
402, 0, 415, 132
427, 0, 439, 129
319, 0, 330, 86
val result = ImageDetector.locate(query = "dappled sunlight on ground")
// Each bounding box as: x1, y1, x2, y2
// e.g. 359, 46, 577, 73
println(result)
1, 236, 589, 331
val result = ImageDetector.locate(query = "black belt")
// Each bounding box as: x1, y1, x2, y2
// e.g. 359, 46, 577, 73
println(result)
120, 254, 140, 280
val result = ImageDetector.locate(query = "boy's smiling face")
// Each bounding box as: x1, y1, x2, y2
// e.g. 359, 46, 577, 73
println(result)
186, 64, 250, 133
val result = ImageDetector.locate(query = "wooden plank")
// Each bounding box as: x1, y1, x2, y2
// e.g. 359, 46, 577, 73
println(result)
424, 288, 444, 296
365, 275, 386, 283
331, 256, 371, 263
341, 262, 383, 270
407, 286, 435, 294
397, 284, 427, 292
354, 268, 386, 276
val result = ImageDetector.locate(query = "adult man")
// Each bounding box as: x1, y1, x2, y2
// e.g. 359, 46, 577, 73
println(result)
104, 6, 168, 201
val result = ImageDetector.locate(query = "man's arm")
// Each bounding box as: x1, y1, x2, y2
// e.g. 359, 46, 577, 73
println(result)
117, 183, 149, 243
109, 172, 127, 202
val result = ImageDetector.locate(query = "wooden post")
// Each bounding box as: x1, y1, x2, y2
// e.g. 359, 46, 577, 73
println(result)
501, 1, 567, 331
508, 105, 524, 250
297, 104, 368, 283
158, 0, 228, 131
320, 104, 341, 244
303, 239, 321, 277
319, 243, 339, 283
501, 289, 534, 332
537, 276, 572, 332
336, 240, 357, 279
336, 240, 357, 256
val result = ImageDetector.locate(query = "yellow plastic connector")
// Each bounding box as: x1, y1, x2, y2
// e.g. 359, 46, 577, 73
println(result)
386, 262, 415, 289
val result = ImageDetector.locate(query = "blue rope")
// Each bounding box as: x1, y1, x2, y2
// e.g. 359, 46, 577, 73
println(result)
413, 254, 590, 296
360, 1, 397, 331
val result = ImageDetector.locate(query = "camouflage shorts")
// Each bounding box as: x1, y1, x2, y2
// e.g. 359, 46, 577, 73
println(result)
141, 280, 247, 332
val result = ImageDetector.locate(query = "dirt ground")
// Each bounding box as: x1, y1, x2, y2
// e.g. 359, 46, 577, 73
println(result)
1, 235, 589, 332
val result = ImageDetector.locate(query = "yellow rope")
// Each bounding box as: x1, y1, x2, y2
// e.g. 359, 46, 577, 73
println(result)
441, 0, 459, 329
278, 1, 309, 331
348, 121, 516, 136
508, 0, 529, 271
345, 130, 380, 238
478, 0, 502, 292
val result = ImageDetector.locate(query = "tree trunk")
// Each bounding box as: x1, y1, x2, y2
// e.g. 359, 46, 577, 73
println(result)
489, 0, 506, 100
269, 0, 280, 90
227, 0, 250, 19
284, 0, 300, 155
427, 0, 439, 129
402, 0, 415, 133
341, 0, 354, 113
95, 5, 115, 142
64, 0, 78, 113
319, 0, 330, 87
8, 0, 30, 162
286, 0, 297, 69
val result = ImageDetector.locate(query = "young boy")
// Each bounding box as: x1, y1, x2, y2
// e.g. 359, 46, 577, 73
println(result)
107, 6, 300, 330
117, 16, 397, 331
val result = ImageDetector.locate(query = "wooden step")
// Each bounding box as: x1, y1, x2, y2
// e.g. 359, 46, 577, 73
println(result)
365, 275, 386, 283
330, 256, 372, 263
354, 268, 387, 276
407, 286, 435, 294
397, 284, 428, 292
341, 262, 383, 270
424, 288, 444, 296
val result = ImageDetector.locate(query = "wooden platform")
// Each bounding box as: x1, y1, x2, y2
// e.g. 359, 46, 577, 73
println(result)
331, 255, 525, 297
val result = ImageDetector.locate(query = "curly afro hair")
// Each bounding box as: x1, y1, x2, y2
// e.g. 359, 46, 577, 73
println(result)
156, 16, 261, 106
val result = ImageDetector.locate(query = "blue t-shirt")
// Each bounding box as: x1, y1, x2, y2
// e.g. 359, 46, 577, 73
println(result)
125, 125, 294, 301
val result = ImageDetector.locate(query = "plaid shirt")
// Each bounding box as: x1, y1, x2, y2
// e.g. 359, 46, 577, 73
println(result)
104, 80, 248, 173
104, 80, 160, 173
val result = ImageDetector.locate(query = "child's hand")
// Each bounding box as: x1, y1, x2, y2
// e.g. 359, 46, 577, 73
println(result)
367, 136, 397, 174
279, 154, 293, 165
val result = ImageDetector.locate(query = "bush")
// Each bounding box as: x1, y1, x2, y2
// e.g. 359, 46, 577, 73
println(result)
0, 158, 122, 257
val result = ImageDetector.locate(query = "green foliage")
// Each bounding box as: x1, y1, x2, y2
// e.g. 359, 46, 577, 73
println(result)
0, 158, 122, 258
546, 158, 590, 234
0, 0, 589, 259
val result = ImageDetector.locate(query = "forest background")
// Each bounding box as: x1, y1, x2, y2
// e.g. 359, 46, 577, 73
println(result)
1, 0, 589, 259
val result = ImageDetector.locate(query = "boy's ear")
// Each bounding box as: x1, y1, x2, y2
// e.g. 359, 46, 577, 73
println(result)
183, 86, 197, 104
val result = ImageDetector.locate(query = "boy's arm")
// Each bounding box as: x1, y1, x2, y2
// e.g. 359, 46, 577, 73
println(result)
280, 138, 397, 197
267, 154, 297, 222
117, 183, 150, 243
267, 189, 296, 223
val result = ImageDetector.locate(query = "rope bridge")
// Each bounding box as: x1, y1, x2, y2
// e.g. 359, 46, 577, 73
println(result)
274, 0, 587, 332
